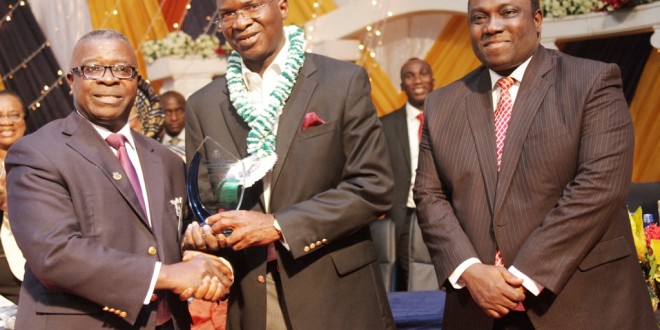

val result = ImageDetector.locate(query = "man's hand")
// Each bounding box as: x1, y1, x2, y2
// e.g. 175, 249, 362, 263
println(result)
207, 210, 281, 251
460, 263, 525, 318
157, 250, 233, 302
182, 221, 229, 252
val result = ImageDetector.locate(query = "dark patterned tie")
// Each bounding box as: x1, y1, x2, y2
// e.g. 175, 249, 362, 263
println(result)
106, 133, 146, 213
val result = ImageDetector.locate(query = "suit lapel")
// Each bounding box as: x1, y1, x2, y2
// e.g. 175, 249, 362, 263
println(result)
218, 81, 249, 159
494, 47, 553, 215
63, 114, 151, 230
466, 68, 498, 214
134, 133, 164, 236
271, 56, 318, 191
393, 109, 412, 173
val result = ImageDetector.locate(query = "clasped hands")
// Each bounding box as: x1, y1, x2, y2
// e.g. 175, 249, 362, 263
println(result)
158, 250, 233, 302
183, 210, 281, 252
460, 263, 526, 318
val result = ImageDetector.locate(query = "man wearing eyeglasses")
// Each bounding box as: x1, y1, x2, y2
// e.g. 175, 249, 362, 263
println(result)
183, 0, 395, 329
6, 29, 234, 330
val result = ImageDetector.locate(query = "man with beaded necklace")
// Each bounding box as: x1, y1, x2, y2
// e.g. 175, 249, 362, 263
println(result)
183, 0, 396, 329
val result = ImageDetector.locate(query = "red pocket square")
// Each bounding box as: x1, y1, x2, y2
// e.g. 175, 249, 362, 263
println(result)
302, 112, 325, 131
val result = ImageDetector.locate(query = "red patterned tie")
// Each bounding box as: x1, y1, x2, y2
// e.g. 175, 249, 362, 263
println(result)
493, 77, 524, 311
105, 133, 146, 213
494, 77, 515, 172
494, 77, 515, 267
417, 113, 424, 142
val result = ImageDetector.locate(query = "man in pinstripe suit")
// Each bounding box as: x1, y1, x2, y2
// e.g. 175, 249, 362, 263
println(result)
414, 0, 656, 328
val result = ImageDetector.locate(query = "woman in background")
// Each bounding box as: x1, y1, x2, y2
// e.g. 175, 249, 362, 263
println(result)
0, 90, 27, 305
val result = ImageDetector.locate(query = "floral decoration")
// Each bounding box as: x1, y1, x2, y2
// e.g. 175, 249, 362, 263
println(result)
629, 206, 660, 311
141, 31, 228, 63
542, 0, 658, 18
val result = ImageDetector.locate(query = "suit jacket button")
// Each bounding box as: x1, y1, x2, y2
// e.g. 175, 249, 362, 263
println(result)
257, 275, 265, 283
103, 306, 110, 311
321, 239, 328, 244
316, 240, 321, 246
310, 242, 316, 249
109, 308, 116, 313
120, 311, 128, 318
148, 246, 157, 255
150, 294, 158, 302
304, 246, 310, 252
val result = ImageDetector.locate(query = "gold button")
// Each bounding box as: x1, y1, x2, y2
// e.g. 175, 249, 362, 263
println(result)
114, 309, 121, 315
120, 311, 127, 318
304, 246, 310, 252
109, 308, 116, 313
103, 306, 109, 311
148, 246, 157, 255
257, 275, 265, 283
316, 240, 321, 246
310, 243, 316, 249
321, 239, 328, 244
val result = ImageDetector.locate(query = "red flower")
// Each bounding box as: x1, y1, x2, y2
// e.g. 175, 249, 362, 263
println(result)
645, 224, 660, 248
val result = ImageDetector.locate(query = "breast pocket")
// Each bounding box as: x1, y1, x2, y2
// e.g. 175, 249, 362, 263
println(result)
299, 120, 337, 140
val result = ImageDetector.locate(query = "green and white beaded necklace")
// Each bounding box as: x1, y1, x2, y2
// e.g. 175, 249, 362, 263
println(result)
226, 25, 306, 187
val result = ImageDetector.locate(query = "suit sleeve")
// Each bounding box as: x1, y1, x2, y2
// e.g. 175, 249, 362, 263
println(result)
273, 67, 394, 260
413, 93, 481, 285
6, 141, 156, 325
512, 63, 634, 293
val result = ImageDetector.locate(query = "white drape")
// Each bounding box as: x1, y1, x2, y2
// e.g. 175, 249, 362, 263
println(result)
29, 0, 93, 71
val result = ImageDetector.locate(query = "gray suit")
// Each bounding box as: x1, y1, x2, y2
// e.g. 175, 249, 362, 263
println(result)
186, 53, 395, 329
415, 46, 655, 328
7, 113, 190, 329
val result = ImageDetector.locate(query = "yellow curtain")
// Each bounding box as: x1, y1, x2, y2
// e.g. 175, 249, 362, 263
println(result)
285, 0, 337, 27
425, 15, 481, 89
630, 50, 660, 183
87, 0, 170, 80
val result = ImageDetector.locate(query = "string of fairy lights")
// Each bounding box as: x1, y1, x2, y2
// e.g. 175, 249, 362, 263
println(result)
0, 0, 381, 112
0, 0, 67, 111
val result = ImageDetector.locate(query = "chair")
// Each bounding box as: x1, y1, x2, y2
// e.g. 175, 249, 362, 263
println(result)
626, 182, 660, 223
407, 213, 439, 291
370, 218, 397, 292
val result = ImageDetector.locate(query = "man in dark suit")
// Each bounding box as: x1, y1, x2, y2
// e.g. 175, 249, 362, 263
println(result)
381, 57, 434, 291
6, 30, 232, 329
414, 0, 656, 328
183, 0, 395, 328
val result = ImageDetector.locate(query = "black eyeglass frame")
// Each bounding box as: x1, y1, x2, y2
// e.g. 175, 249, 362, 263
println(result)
70, 65, 138, 80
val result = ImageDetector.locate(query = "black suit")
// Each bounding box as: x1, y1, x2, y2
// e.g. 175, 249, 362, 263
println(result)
380, 106, 414, 290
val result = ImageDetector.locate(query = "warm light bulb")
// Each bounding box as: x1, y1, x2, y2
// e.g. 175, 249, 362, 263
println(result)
112, 10, 118, 15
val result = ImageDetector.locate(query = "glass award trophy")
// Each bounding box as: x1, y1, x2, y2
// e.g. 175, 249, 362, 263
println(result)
187, 137, 245, 235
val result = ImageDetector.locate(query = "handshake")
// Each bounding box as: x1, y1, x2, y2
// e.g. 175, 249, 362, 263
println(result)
157, 250, 234, 302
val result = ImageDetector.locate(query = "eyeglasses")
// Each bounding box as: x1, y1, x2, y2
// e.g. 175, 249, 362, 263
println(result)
0, 112, 24, 123
213, 0, 275, 27
70, 65, 138, 80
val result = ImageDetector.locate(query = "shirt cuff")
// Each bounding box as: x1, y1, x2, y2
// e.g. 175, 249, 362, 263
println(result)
448, 258, 481, 289
143, 262, 161, 305
273, 218, 290, 250
508, 265, 544, 296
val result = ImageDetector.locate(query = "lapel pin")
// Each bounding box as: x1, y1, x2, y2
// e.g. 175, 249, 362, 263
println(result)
113, 172, 122, 180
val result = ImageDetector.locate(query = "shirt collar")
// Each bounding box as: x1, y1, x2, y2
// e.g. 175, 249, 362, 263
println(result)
76, 111, 135, 148
241, 29, 290, 90
405, 102, 423, 121
488, 56, 533, 89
